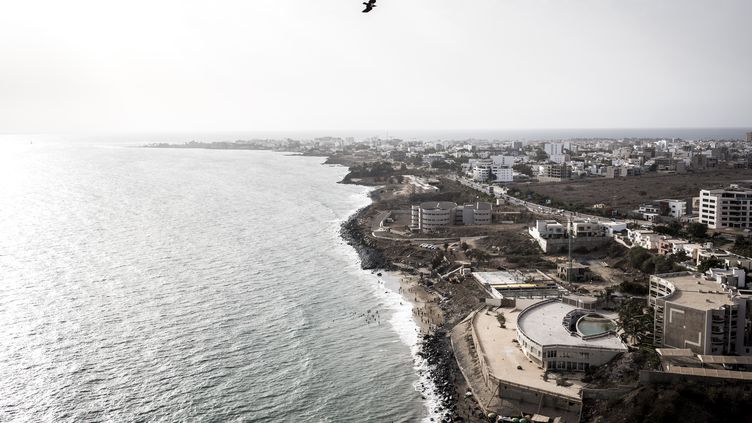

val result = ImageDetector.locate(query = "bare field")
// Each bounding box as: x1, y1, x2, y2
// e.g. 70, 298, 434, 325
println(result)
510, 169, 752, 212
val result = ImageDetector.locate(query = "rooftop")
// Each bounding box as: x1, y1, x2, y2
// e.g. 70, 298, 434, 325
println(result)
517, 300, 626, 350
653, 273, 735, 311
418, 201, 457, 210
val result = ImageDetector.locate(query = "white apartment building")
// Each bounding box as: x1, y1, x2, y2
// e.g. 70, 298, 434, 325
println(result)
664, 199, 688, 218
472, 165, 492, 182
699, 187, 752, 229
491, 165, 513, 182
490, 155, 516, 167
571, 221, 606, 238
544, 143, 564, 157
529, 220, 565, 240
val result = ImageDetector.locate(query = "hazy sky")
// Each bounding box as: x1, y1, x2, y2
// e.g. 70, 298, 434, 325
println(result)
0, 0, 750, 133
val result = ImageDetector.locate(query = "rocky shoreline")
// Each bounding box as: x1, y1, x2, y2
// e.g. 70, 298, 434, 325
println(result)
339, 205, 390, 270
338, 191, 487, 422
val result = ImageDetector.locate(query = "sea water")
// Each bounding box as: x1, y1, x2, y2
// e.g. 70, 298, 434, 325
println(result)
0, 139, 438, 422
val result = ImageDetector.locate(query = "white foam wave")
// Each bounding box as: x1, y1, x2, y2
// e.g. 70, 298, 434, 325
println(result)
367, 272, 446, 423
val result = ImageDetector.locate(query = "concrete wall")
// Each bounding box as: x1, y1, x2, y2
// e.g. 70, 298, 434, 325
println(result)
497, 380, 582, 416
536, 237, 609, 254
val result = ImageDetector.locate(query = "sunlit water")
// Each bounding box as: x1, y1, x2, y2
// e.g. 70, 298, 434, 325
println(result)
0, 140, 437, 422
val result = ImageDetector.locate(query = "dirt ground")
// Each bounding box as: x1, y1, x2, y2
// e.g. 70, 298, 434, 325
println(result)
509, 169, 752, 212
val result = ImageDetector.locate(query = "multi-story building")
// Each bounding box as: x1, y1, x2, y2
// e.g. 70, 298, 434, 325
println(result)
472, 164, 492, 182
529, 220, 565, 240
640, 199, 688, 219
538, 163, 571, 182
411, 201, 491, 231
544, 143, 564, 157
491, 166, 513, 182
490, 155, 516, 167
699, 186, 752, 229
649, 272, 752, 355
571, 221, 606, 238
606, 165, 641, 178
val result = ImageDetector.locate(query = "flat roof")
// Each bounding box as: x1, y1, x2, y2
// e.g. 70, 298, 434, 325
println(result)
418, 201, 457, 210
517, 301, 626, 350
665, 367, 752, 380
474, 271, 518, 286
474, 271, 555, 289
656, 348, 694, 357
654, 273, 735, 311
699, 355, 752, 365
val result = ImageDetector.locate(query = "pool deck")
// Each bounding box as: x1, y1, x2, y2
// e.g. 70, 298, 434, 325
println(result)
517, 301, 625, 350
472, 300, 585, 400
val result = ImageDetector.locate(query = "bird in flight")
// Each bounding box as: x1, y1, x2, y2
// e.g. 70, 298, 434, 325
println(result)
362, 0, 376, 13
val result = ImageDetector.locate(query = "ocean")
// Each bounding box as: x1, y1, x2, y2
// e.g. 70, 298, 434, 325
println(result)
0, 140, 440, 422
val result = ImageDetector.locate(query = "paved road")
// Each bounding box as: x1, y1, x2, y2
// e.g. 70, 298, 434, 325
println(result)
450, 175, 653, 226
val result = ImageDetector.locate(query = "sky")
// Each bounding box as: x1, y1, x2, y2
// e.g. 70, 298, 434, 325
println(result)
0, 0, 750, 133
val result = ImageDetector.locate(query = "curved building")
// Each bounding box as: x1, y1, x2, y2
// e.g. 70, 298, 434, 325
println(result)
516, 299, 627, 371
411, 201, 457, 230
411, 201, 492, 231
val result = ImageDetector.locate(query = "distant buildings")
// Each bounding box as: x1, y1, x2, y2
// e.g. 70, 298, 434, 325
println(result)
410, 201, 492, 231
699, 186, 752, 229
649, 272, 752, 355
606, 165, 641, 178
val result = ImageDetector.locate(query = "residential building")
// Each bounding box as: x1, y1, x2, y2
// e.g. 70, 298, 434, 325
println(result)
530, 220, 565, 240
606, 166, 640, 178
649, 272, 752, 355
538, 163, 571, 182
544, 143, 564, 157
472, 164, 492, 181
658, 237, 689, 256
491, 166, 513, 182
627, 229, 662, 250
491, 155, 516, 167
571, 221, 606, 238
699, 187, 752, 229
529, 220, 609, 254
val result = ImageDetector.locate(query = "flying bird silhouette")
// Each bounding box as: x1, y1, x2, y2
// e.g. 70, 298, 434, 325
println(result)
362, 0, 376, 13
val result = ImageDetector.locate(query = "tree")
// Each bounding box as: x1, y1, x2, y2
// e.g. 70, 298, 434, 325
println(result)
698, 256, 725, 273
731, 235, 752, 258
512, 163, 533, 177
686, 222, 708, 239
629, 247, 652, 269
496, 312, 506, 328
431, 251, 446, 269
654, 221, 682, 237
618, 298, 654, 346
534, 149, 549, 161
